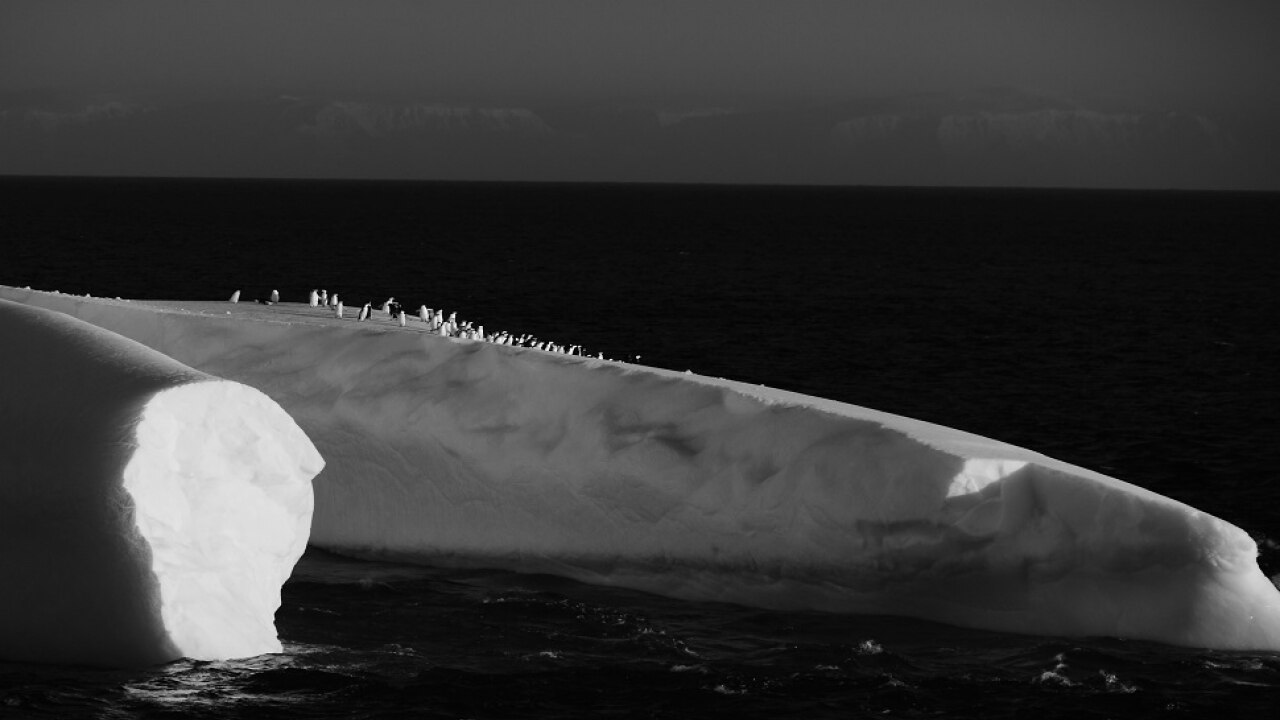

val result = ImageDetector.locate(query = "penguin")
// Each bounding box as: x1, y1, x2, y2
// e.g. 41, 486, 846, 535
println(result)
229, 290, 240, 303
309, 289, 319, 307
358, 302, 371, 321
418, 305, 429, 322
398, 311, 407, 327
335, 301, 344, 318
381, 298, 395, 314
320, 290, 329, 306
270, 289, 280, 304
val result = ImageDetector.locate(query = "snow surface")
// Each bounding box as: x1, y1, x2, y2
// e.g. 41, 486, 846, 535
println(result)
0, 298, 322, 666
4, 285, 1279, 652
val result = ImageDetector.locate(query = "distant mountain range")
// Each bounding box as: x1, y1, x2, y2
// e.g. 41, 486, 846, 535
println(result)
1, 87, 1272, 189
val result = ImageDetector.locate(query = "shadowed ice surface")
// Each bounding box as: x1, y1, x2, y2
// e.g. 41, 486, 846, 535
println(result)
7, 284, 1278, 653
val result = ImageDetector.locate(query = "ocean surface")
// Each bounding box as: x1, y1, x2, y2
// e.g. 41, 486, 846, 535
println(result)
2, 177, 1279, 718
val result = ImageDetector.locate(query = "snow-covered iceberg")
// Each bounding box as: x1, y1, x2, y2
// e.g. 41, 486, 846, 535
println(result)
0, 298, 321, 667
3, 285, 1279, 652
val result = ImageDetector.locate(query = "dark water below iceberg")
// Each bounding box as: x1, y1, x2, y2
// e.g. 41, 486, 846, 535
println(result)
2, 177, 1279, 718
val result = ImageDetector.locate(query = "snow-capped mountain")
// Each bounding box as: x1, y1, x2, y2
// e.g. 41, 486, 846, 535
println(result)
0, 100, 149, 130
0, 88, 1266, 189
823, 92, 1235, 187
297, 102, 554, 139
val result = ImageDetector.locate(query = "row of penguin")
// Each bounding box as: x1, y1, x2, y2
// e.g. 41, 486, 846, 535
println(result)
230, 288, 608, 359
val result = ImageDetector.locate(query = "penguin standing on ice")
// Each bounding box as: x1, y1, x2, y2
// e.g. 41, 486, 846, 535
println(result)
418, 305, 429, 322
398, 311, 407, 327
309, 289, 319, 307
381, 298, 395, 314
335, 300, 344, 318
358, 302, 372, 321
320, 290, 329, 306
270, 289, 279, 304
229, 290, 241, 303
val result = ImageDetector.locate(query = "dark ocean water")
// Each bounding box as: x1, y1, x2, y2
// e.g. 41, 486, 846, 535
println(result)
2, 177, 1279, 718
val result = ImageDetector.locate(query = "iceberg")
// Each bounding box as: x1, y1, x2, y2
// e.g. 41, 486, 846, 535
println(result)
0, 298, 321, 667
3, 285, 1278, 652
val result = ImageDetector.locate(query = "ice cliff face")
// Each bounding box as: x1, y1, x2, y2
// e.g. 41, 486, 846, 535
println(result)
0, 298, 320, 667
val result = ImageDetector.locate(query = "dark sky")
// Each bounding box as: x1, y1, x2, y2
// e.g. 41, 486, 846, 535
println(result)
3, 1, 1279, 186
4, 0, 1275, 107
